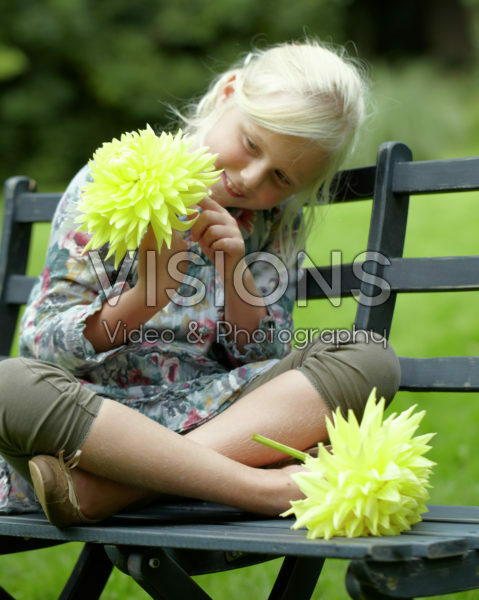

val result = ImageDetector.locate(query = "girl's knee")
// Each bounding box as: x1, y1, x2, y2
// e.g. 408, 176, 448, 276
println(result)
0, 357, 95, 455
0, 357, 74, 404
312, 331, 401, 394
0, 358, 36, 456
0, 357, 35, 407
299, 330, 401, 417
354, 332, 400, 398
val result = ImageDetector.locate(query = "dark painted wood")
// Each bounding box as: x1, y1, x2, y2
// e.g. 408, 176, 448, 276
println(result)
0, 177, 35, 357
387, 256, 479, 291
58, 544, 112, 600
15, 193, 61, 222
393, 156, 479, 194
400, 356, 479, 391
329, 165, 376, 202
299, 255, 479, 302
4, 274, 36, 304
297, 264, 361, 300
107, 546, 214, 600
268, 556, 324, 600
347, 550, 479, 598
0, 510, 470, 562
424, 505, 479, 523
354, 142, 413, 336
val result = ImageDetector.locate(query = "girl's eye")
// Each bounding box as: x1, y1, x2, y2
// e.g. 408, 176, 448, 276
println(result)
275, 170, 291, 186
246, 137, 258, 152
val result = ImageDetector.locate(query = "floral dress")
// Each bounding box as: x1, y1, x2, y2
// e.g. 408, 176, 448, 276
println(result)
0, 164, 302, 512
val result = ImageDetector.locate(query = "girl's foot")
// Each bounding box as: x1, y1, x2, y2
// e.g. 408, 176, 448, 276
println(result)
28, 452, 101, 528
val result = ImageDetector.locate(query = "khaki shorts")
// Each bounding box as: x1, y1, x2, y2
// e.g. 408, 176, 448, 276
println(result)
0, 358, 103, 483
238, 329, 400, 417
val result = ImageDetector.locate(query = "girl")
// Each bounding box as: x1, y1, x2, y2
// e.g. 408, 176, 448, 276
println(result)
0, 40, 400, 527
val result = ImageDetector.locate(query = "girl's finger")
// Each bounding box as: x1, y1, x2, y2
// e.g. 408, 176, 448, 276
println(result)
198, 225, 231, 249
190, 215, 209, 242
190, 209, 230, 241
199, 196, 225, 213
210, 237, 245, 255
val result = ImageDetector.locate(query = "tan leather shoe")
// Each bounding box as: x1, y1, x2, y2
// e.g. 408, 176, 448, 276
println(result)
28, 450, 100, 528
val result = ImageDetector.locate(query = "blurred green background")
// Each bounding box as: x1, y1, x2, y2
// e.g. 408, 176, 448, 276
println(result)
1, 0, 479, 598
1, 0, 478, 187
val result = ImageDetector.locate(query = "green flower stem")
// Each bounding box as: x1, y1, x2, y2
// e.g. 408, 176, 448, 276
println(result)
252, 433, 308, 462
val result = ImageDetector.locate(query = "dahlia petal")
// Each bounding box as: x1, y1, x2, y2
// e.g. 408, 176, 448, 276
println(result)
168, 212, 200, 231
150, 193, 165, 210
157, 203, 169, 225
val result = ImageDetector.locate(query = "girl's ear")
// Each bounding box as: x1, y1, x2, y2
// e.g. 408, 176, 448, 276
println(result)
217, 74, 236, 105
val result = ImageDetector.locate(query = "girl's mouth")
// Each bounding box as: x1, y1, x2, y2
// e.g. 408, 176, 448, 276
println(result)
222, 172, 245, 198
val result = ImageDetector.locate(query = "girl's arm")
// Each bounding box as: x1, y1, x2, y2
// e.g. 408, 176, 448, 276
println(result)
19, 167, 186, 370
190, 197, 269, 352
83, 226, 187, 353
222, 261, 268, 351
190, 197, 301, 360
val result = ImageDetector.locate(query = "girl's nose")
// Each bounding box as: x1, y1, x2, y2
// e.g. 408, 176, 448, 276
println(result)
240, 160, 267, 190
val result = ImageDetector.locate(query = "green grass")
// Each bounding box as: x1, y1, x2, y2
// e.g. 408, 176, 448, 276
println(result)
1, 62, 479, 598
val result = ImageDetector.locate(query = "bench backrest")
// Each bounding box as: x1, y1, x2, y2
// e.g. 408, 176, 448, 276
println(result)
1, 141, 479, 392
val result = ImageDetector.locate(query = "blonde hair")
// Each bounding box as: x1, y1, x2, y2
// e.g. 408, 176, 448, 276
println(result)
179, 39, 368, 260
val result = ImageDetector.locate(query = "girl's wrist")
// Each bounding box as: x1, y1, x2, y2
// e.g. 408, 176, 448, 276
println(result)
129, 281, 172, 316
222, 254, 246, 286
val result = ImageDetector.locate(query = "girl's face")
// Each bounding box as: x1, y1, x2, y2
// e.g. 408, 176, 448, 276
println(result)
203, 97, 326, 211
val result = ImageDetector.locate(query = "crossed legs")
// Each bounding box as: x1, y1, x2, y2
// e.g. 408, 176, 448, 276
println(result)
0, 333, 400, 521
73, 369, 325, 519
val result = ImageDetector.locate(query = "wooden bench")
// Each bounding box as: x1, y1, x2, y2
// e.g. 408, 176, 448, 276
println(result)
1, 140, 479, 599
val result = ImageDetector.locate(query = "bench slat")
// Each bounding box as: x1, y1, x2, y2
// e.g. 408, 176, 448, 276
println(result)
425, 505, 479, 524
399, 356, 479, 391
348, 548, 479, 598
330, 165, 376, 202
5, 274, 36, 304
15, 193, 61, 222
15, 255, 475, 306
406, 521, 479, 550
299, 255, 479, 301
0, 512, 469, 562
392, 157, 479, 194
298, 265, 359, 300
387, 256, 479, 291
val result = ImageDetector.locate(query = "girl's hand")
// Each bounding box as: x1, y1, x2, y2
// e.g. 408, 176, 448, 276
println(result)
190, 197, 245, 281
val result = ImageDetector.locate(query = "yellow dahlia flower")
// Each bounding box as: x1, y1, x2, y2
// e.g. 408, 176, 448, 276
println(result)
76, 125, 221, 267
253, 388, 435, 539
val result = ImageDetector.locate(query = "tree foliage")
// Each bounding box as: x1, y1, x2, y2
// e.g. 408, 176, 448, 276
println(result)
0, 0, 476, 187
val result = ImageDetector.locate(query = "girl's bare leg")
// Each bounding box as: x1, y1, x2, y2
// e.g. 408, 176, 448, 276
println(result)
73, 380, 315, 519
72, 370, 326, 520
186, 370, 329, 464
